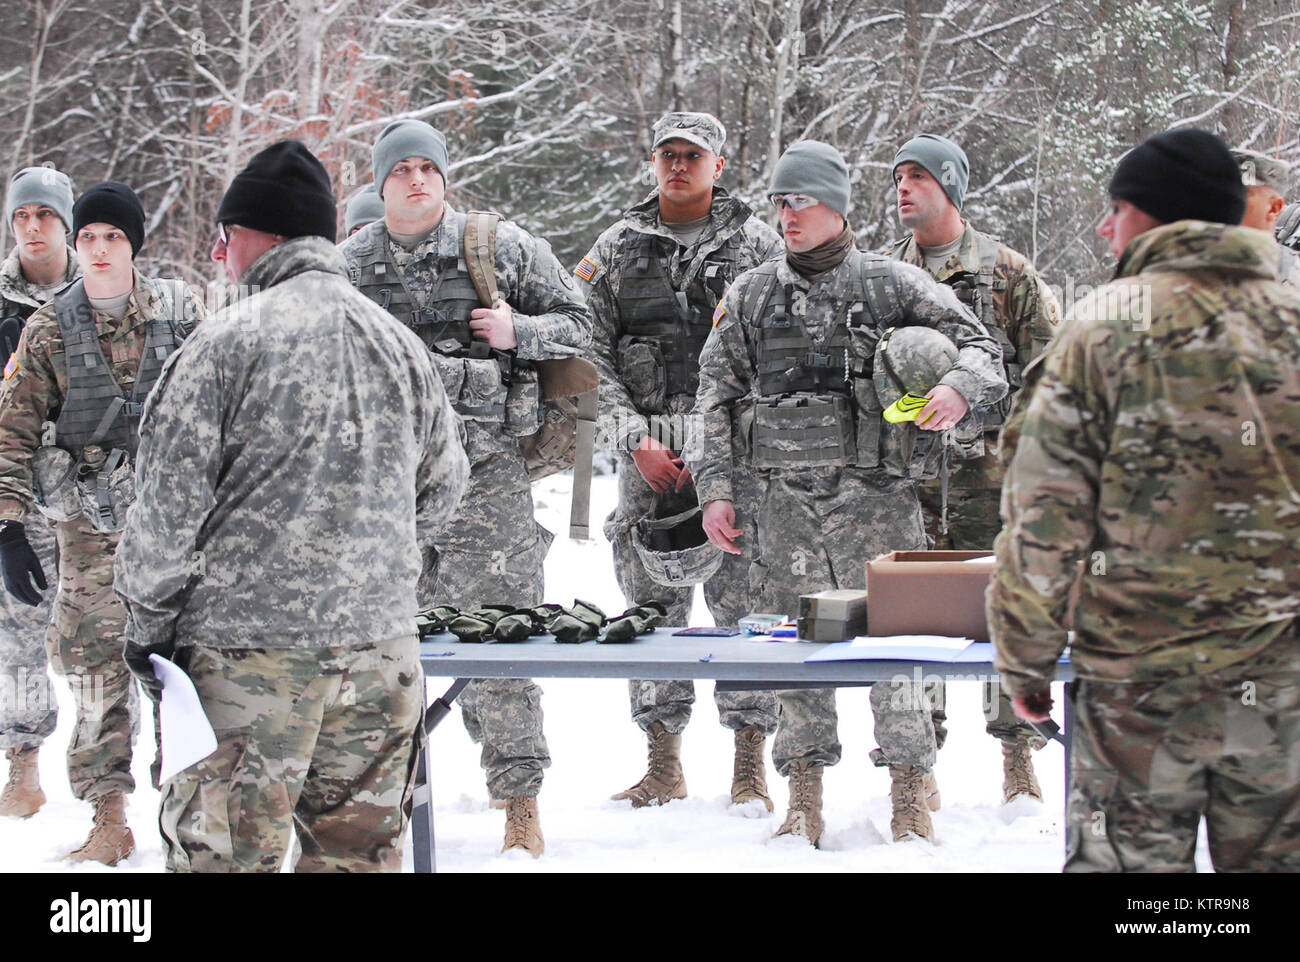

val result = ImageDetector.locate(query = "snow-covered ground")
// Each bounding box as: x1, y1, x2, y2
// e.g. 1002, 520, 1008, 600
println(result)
1, 470, 1212, 872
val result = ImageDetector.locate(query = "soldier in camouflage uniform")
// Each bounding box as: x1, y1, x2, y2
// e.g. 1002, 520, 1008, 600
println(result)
338, 120, 593, 856
0, 180, 203, 863
0, 167, 79, 818
1230, 149, 1297, 290
989, 128, 1300, 872
693, 142, 1006, 847
115, 140, 470, 873
575, 112, 781, 811
885, 134, 1061, 805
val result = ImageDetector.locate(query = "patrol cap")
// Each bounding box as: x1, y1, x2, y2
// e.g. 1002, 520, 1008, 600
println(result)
652, 112, 726, 155
873, 326, 958, 422
1231, 149, 1290, 194
7, 166, 75, 232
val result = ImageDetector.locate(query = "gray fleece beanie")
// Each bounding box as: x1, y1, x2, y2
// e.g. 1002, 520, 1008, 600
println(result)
345, 184, 386, 234
768, 141, 851, 218
372, 120, 449, 198
7, 166, 75, 231
893, 134, 969, 211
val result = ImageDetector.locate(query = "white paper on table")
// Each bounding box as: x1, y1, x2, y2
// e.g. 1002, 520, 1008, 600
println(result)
150, 653, 218, 782
961, 555, 995, 563
848, 634, 972, 651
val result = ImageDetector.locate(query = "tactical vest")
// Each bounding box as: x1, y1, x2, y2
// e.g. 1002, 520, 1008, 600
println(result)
349, 215, 511, 418
52, 278, 187, 459
350, 214, 498, 361
1, 298, 39, 362
617, 225, 742, 399
741, 252, 942, 479
890, 233, 1018, 427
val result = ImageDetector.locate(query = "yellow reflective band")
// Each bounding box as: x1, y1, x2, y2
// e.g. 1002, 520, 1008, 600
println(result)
882, 393, 931, 423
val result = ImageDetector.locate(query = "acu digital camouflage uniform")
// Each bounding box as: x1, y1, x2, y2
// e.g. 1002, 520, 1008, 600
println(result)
339, 205, 593, 801
0, 245, 78, 753
577, 187, 781, 735
0, 270, 201, 800
691, 248, 1007, 784
888, 224, 1060, 753
114, 237, 470, 872
988, 221, 1300, 871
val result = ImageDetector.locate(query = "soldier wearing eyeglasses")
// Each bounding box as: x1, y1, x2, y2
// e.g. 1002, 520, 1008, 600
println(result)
691, 141, 1006, 847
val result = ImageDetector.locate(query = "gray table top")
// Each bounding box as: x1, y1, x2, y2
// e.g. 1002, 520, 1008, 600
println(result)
419, 628, 1074, 684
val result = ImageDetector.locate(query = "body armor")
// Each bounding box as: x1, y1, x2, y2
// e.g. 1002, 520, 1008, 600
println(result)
349, 215, 513, 421
742, 251, 943, 479
616, 227, 742, 405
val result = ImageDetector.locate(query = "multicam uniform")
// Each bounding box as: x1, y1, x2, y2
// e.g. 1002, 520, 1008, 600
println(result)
339, 206, 592, 801
0, 246, 78, 752
115, 237, 469, 872
0, 270, 201, 800
887, 225, 1060, 751
989, 221, 1300, 872
691, 248, 1006, 778
577, 188, 781, 735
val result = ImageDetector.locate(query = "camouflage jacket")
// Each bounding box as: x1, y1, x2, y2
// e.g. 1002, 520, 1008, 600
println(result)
0, 269, 204, 522
0, 245, 80, 318
690, 249, 1007, 505
337, 203, 593, 461
889, 224, 1060, 488
988, 221, 1300, 696
1279, 244, 1299, 290
576, 188, 781, 451
114, 237, 470, 651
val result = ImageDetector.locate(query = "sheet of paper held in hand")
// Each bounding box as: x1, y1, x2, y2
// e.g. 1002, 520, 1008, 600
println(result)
150, 653, 218, 782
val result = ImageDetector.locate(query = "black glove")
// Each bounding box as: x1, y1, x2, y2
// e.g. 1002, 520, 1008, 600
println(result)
0, 315, 23, 361
0, 521, 47, 606
122, 615, 171, 702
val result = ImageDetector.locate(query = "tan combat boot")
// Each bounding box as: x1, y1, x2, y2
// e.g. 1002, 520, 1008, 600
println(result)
68, 792, 135, 865
0, 746, 46, 819
773, 762, 824, 847
923, 769, 941, 812
502, 795, 544, 857
1001, 739, 1043, 804
610, 721, 686, 807
889, 765, 934, 842
731, 724, 773, 811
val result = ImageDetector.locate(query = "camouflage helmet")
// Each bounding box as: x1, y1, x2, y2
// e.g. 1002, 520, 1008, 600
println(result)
631, 505, 724, 587
1277, 203, 1300, 251
872, 325, 959, 415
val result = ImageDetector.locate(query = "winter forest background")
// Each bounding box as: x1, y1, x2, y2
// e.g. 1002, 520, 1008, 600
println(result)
2, 0, 1298, 294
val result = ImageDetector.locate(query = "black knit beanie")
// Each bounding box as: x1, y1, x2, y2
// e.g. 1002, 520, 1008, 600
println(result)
1108, 129, 1246, 226
217, 139, 337, 242
73, 182, 146, 256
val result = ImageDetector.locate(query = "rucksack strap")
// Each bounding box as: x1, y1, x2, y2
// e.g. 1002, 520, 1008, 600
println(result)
463, 210, 503, 307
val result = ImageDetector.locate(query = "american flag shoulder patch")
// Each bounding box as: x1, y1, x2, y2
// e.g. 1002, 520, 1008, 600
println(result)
712, 303, 726, 327
3, 356, 17, 380
575, 257, 598, 282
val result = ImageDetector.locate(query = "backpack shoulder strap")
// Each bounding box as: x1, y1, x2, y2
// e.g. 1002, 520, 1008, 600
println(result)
463, 210, 503, 307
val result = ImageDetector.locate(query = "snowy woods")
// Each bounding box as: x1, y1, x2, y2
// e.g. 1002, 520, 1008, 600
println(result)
3, 0, 1297, 285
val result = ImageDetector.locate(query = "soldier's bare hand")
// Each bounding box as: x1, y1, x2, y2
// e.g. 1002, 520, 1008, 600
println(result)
673, 462, 694, 493
702, 499, 742, 555
917, 384, 969, 431
469, 300, 517, 350
631, 434, 684, 492
1012, 691, 1053, 722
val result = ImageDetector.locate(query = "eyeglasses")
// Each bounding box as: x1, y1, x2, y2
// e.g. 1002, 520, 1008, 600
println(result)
217, 223, 229, 246
770, 194, 819, 212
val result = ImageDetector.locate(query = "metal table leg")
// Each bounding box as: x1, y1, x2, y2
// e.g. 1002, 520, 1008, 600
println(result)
411, 679, 471, 874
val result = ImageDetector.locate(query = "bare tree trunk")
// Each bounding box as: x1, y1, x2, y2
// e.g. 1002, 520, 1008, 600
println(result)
763, 0, 801, 185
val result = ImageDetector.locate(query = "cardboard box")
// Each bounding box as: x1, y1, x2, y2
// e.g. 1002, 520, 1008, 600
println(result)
865, 551, 995, 641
